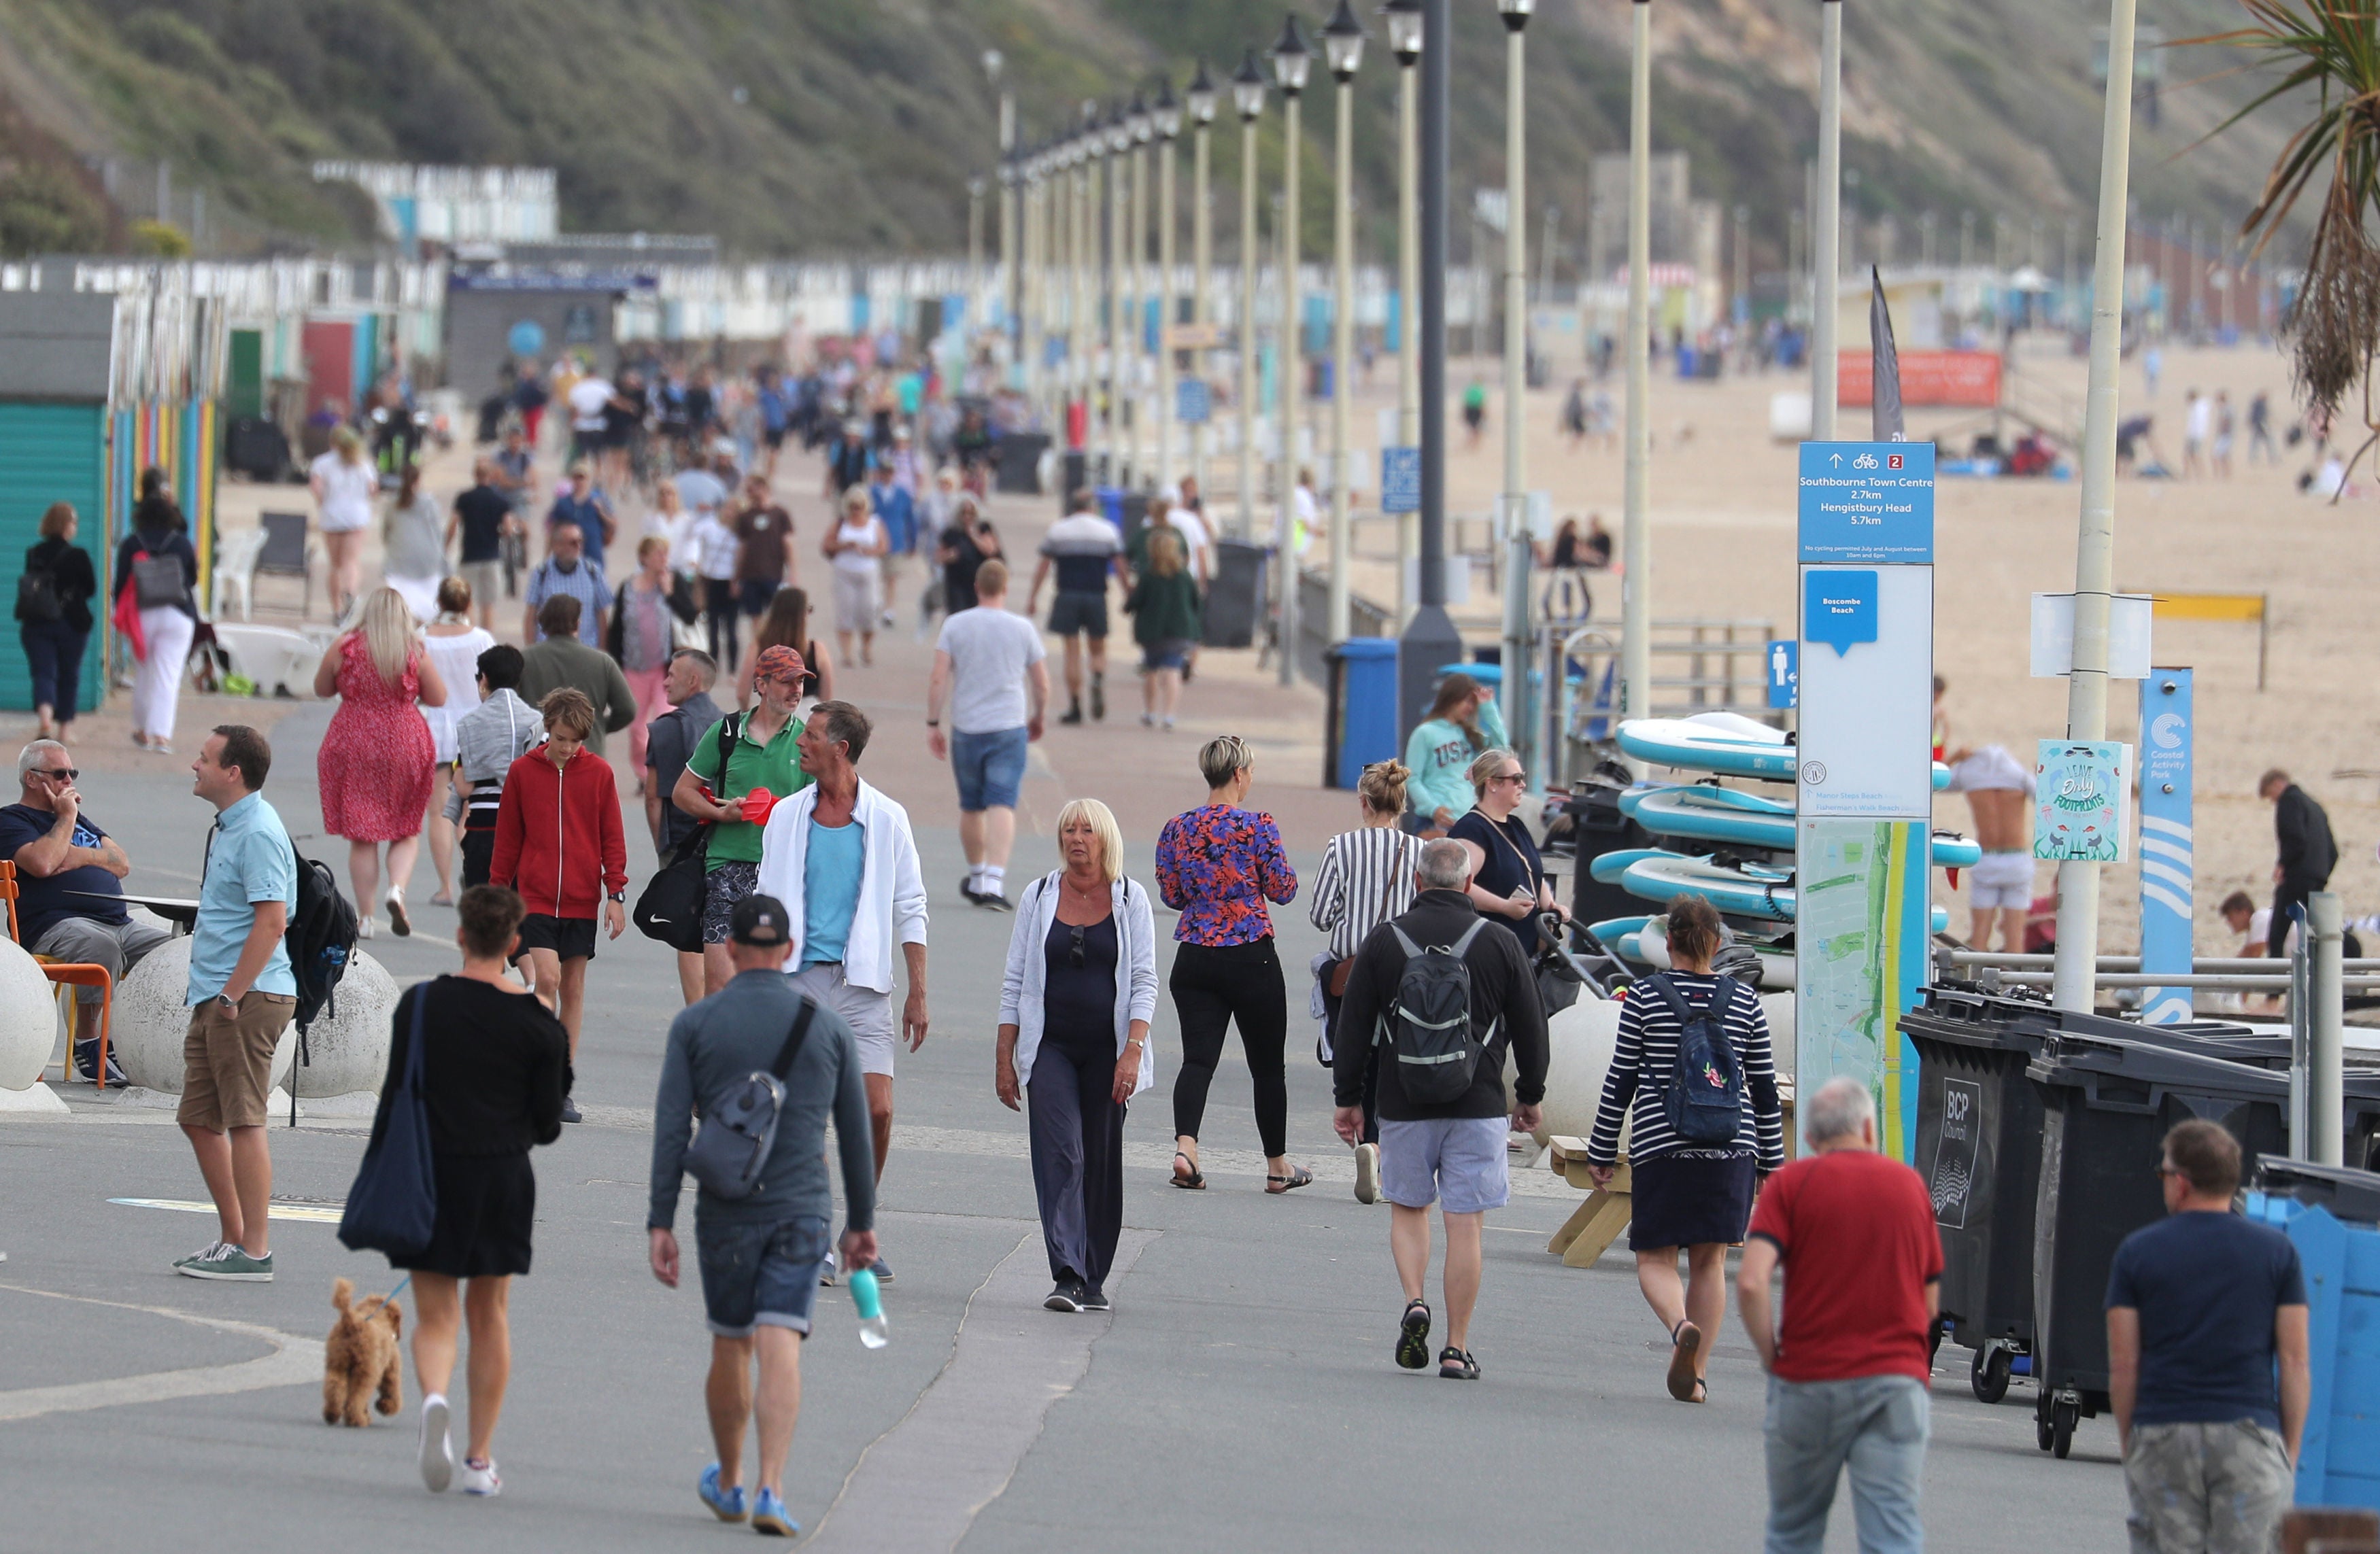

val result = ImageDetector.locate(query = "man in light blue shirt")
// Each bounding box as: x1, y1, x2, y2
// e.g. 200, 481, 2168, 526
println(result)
175, 726, 299, 1283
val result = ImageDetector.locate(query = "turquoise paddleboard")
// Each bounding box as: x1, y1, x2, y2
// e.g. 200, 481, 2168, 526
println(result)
1618, 852, 1951, 931
1620, 784, 1978, 867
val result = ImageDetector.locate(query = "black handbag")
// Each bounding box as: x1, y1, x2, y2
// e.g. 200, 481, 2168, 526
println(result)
634, 825, 711, 953
337, 986, 439, 1260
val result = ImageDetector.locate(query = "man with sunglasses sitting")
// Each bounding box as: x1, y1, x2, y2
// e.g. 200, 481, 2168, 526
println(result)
1, 739, 170, 1083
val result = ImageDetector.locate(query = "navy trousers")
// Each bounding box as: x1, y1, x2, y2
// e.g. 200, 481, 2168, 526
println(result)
1029, 1035, 1126, 1286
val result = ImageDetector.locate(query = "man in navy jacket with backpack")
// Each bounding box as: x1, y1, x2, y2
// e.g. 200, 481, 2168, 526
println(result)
1333, 838, 1548, 1382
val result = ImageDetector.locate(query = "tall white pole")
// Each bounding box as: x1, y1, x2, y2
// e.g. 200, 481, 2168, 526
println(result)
1159, 128, 1178, 495
998, 92, 1015, 349
1076, 143, 1093, 483
1620, 0, 1653, 728
1238, 111, 1260, 542
1329, 70, 1355, 644
1810, 0, 1841, 441
1278, 87, 1302, 687
1499, 18, 1531, 780
1104, 133, 1122, 485
1396, 54, 1420, 627
2052, 0, 2139, 1013
1128, 129, 1147, 487
1192, 110, 1213, 501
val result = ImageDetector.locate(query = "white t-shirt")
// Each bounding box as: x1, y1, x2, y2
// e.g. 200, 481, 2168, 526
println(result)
568, 377, 615, 432
1166, 508, 1211, 578
311, 452, 378, 534
2186, 396, 2213, 443
690, 513, 740, 581
935, 606, 1047, 734
644, 509, 696, 574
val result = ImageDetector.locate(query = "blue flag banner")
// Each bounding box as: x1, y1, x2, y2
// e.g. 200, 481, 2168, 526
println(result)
2139, 670, 2195, 1024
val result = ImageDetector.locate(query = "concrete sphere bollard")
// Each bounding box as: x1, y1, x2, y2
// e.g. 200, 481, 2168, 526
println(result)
0, 935, 60, 1090
112, 937, 295, 1094
290, 952, 398, 1098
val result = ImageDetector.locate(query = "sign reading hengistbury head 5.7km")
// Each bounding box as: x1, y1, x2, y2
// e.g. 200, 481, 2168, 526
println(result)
1798, 442, 1935, 564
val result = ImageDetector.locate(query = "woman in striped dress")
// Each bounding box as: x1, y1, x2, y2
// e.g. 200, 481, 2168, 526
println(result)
1308, 760, 1422, 1204
1583, 893, 1784, 1403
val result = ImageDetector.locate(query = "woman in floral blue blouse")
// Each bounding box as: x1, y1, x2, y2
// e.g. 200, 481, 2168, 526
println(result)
1154, 735, 1308, 1192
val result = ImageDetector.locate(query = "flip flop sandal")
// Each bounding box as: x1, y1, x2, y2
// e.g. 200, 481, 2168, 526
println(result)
1265, 1166, 1315, 1194
1170, 1150, 1206, 1190
1438, 1346, 1480, 1381
1395, 1300, 1433, 1370
1667, 1319, 1703, 1402
1689, 1377, 1708, 1404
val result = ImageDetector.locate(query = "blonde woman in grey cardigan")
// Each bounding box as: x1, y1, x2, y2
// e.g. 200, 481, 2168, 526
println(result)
994, 798, 1158, 1314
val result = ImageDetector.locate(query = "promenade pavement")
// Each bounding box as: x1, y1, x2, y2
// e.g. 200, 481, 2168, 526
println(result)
0, 442, 2124, 1550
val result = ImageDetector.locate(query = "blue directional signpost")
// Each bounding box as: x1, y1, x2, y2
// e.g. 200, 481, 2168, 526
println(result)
1380, 447, 1420, 515
1766, 639, 1799, 710
1175, 378, 1211, 426
2138, 669, 2195, 1024
1795, 441, 1935, 1158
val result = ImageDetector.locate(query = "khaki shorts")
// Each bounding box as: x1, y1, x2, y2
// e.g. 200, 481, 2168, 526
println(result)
177, 992, 296, 1131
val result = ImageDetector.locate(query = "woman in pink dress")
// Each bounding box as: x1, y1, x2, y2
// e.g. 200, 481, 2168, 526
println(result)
315, 587, 447, 939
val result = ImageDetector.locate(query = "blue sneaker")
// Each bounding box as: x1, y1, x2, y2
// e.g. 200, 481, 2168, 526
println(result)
698, 1463, 748, 1523
751, 1487, 798, 1537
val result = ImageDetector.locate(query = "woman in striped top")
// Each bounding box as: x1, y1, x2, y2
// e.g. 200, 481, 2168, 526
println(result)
1308, 760, 1423, 1203
1584, 894, 1784, 1403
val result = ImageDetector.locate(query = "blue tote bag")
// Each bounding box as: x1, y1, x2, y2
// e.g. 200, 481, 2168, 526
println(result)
337, 984, 438, 1259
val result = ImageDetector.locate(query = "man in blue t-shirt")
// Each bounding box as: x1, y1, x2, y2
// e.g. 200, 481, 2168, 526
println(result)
2106, 1120, 2309, 1554
0, 739, 170, 1084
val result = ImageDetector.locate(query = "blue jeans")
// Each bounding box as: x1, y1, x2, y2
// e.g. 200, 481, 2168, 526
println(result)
1763, 1373, 1928, 1554
20, 619, 87, 721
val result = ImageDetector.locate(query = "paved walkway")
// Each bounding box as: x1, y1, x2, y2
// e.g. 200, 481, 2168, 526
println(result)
1, 436, 2124, 1550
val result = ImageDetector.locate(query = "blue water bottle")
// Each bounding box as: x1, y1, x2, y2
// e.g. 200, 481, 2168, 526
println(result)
848, 1267, 889, 1349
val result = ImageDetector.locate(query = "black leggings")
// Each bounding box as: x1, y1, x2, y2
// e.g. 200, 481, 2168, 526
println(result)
704, 577, 739, 667
1170, 937, 1289, 1158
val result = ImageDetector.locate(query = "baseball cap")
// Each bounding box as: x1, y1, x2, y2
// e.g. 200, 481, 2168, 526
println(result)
755, 644, 806, 685
730, 893, 792, 947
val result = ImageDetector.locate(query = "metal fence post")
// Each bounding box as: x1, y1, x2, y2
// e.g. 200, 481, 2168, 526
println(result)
2310, 891, 2344, 1166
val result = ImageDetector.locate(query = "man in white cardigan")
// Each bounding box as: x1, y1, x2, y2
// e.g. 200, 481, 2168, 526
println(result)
755, 700, 930, 1283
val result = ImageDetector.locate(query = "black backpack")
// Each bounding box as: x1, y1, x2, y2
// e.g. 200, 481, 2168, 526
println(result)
1647, 972, 1746, 1145
286, 845, 358, 1035
1380, 918, 1493, 1105
15, 555, 61, 623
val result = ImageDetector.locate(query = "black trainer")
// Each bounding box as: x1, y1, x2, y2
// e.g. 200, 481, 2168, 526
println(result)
959, 877, 984, 904
1044, 1275, 1087, 1313
1059, 704, 1085, 725
560, 1095, 583, 1124
1089, 676, 1105, 721
1081, 1284, 1111, 1312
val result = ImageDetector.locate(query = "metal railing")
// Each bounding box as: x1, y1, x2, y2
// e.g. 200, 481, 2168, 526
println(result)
1543, 618, 1781, 791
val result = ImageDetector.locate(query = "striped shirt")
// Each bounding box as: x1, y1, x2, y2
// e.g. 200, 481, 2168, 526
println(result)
1308, 827, 1423, 959
448, 689, 544, 831
1586, 971, 1786, 1169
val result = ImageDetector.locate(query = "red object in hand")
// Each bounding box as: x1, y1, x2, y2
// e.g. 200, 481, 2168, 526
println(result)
738, 787, 779, 826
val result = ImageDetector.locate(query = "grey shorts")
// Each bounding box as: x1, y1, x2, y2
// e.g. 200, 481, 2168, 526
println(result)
33, 914, 173, 1004
1048, 590, 1108, 639
458, 559, 505, 609
1378, 1115, 1511, 1215
701, 861, 762, 945
695, 1215, 831, 1338
2124, 1420, 2292, 1554
787, 961, 898, 1077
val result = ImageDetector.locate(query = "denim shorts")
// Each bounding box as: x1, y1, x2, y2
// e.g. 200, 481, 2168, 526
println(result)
1378, 1115, 1511, 1214
951, 725, 1029, 811
695, 1215, 832, 1338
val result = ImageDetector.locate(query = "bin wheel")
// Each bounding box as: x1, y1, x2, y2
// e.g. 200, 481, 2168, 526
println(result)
2051, 1399, 2079, 1460
2035, 1398, 2056, 1451
1928, 1319, 1945, 1370
1972, 1346, 2011, 1405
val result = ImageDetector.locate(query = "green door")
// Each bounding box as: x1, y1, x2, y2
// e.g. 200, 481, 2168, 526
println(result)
0, 401, 109, 712
226, 328, 265, 421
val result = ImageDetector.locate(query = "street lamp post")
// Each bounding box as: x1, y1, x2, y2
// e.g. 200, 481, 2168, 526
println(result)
987, 52, 1015, 355
1155, 80, 1183, 496
1128, 94, 1154, 487
1076, 107, 1098, 486
1498, 0, 1535, 783
1273, 14, 1311, 689
968, 175, 987, 315
1104, 105, 1127, 485
1397, 0, 1463, 739
1324, 1, 1365, 648
1187, 63, 1220, 502
1811, 0, 1841, 440
1234, 52, 1267, 544
1387, 0, 1423, 629
1620, 0, 1652, 734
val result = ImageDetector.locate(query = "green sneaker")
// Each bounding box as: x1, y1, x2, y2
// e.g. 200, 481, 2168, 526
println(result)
170, 1240, 227, 1274
177, 1244, 273, 1282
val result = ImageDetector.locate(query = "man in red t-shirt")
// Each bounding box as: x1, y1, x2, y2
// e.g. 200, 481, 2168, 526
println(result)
1737, 1077, 1941, 1554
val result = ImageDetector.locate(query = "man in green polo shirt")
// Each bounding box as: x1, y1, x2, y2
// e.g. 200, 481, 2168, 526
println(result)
673, 644, 813, 995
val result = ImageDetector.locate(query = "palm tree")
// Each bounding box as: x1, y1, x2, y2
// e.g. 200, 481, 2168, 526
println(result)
2197, 0, 2380, 467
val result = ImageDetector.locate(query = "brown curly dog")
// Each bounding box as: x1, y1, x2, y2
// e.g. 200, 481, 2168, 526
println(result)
322, 1276, 405, 1427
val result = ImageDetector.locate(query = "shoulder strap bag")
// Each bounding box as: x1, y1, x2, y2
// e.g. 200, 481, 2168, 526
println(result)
337, 985, 439, 1258
682, 1000, 820, 1201
633, 712, 742, 953
1327, 838, 1404, 999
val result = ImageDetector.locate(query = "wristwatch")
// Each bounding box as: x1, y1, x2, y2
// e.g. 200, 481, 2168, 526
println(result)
925, 719, 940, 727
215, 992, 239, 1014
608, 891, 626, 903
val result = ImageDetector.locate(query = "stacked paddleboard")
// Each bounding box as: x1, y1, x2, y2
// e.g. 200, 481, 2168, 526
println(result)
1578, 712, 1969, 990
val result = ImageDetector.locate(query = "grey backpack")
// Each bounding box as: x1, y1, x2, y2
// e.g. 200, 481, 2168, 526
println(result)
683, 999, 817, 1200
1380, 919, 1492, 1105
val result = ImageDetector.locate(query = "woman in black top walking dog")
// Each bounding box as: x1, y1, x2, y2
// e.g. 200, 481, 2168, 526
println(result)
1583, 893, 1784, 1404
368, 885, 568, 1498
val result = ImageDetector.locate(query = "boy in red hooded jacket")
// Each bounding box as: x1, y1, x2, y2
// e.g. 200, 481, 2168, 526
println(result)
491, 686, 627, 1122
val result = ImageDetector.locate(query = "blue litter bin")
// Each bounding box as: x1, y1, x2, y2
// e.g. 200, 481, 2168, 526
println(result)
2246, 1158, 2380, 1514
1095, 485, 1125, 530
1329, 638, 1401, 790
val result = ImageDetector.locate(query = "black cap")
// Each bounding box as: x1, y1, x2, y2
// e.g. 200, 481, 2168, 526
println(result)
730, 893, 792, 947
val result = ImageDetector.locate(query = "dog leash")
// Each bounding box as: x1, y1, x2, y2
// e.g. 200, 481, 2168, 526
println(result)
358, 1273, 412, 1317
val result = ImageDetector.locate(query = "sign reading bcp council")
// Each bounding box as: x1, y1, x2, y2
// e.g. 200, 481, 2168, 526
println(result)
1797, 442, 1936, 565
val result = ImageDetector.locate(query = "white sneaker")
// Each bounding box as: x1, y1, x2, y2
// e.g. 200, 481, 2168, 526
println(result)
819, 1248, 838, 1288
458, 1457, 501, 1497
418, 1394, 454, 1492
357, 914, 376, 941
385, 888, 410, 938
1353, 1142, 1381, 1205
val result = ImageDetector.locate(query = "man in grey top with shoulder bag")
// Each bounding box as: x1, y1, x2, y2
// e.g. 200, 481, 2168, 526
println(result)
648, 893, 876, 1536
